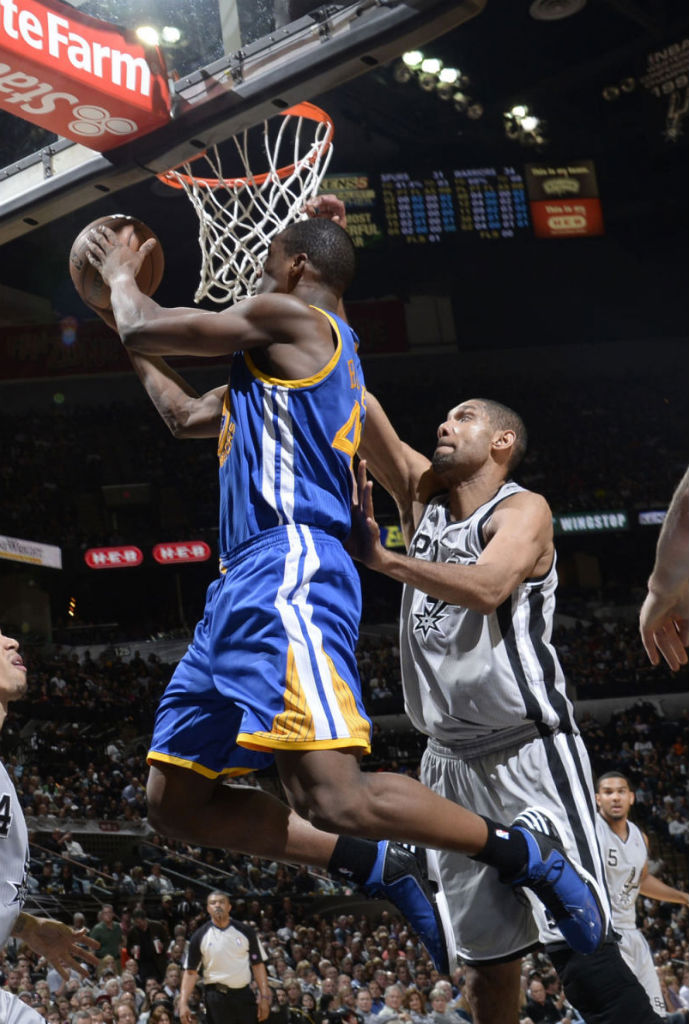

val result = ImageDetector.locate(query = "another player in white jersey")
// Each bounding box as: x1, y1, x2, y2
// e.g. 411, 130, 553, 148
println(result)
596, 772, 689, 1019
0, 629, 99, 1024
354, 394, 665, 1024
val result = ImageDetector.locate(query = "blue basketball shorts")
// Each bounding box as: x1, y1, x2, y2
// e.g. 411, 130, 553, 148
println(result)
148, 524, 372, 779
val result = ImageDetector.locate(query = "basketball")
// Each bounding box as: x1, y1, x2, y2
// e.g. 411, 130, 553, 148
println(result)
69, 214, 165, 310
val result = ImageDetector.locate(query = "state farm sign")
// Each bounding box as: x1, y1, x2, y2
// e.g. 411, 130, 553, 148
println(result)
0, 0, 170, 150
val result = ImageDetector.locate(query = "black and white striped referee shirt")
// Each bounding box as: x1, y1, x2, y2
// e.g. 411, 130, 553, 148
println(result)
183, 918, 267, 989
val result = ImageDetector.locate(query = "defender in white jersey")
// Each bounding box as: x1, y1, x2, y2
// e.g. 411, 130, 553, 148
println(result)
0, 630, 99, 1024
356, 395, 665, 1024
596, 772, 689, 1018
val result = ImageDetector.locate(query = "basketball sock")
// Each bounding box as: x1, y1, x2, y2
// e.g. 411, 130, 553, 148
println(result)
470, 816, 529, 880
328, 836, 379, 883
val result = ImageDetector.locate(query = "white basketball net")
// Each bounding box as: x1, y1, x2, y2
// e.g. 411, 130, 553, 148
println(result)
157, 103, 334, 304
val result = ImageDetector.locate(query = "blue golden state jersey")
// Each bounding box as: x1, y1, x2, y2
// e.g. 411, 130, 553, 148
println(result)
217, 306, 365, 561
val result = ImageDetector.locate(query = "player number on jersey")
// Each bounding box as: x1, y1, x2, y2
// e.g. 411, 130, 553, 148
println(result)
0, 793, 13, 838
332, 401, 362, 468
607, 848, 618, 867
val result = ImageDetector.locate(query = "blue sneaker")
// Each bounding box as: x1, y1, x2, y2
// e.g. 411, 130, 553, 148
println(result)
363, 841, 455, 974
510, 807, 605, 955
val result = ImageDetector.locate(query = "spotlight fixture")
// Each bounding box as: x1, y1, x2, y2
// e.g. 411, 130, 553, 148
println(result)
135, 24, 160, 46
391, 51, 481, 121
419, 72, 438, 92
161, 26, 182, 44
436, 81, 456, 101
504, 104, 545, 144
452, 91, 469, 113
393, 63, 413, 84
402, 50, 424, 69
602, 85, 620, 101
420, 57, 442, 75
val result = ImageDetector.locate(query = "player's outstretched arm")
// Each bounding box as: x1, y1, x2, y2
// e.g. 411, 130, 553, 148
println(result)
639, 465, 689, 670
639, 871, 689, 906
82, 299, 224, 438
85, 225, 310, 358
11, 913, 99, 979
127, 352, 225, 439
359, 392, 441, 544
350, 461, 552, 613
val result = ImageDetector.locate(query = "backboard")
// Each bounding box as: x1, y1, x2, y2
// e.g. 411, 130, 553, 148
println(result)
0, 0, 485, 244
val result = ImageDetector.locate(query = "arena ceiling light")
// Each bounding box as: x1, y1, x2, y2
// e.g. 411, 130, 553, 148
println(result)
136, 24, 183, 47
161, 26, 182, 45
504, 104, 545, 145
402, 50, 424, 69
392, 52, 480, 119
135, 24, 160, 46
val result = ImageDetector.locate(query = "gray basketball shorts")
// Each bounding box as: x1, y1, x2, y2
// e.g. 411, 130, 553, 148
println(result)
618, 929, 666, 1016
421, 729, 610, 963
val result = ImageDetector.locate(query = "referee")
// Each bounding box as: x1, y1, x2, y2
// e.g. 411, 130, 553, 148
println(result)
180, 891, 271, 1024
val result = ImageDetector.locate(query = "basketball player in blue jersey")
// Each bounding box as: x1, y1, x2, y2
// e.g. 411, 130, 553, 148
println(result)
350, 394, 666, 1024
0, 630, 100, 1024
85, 215, 604, 970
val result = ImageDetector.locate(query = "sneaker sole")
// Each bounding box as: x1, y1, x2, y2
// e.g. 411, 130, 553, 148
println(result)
423, 847, 458, 971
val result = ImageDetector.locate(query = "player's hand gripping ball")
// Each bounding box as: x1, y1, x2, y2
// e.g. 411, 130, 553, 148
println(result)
69, 214, 164, 310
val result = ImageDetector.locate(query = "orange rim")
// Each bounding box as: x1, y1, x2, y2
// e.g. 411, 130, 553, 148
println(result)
156, 102, 334, 190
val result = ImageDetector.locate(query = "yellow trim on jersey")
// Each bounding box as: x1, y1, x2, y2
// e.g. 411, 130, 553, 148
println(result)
269, 646, 317, 743
237, 733, 371, 754
146, 751, 255, 778
325, 652, 371, 739
243, 306, 342, 389
236, 644, 371, 753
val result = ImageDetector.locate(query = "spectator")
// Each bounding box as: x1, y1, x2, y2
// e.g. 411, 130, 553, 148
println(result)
146, 864, 175, 896
377, 984, 407, 1022
355, 987, 376, 1023
523, 978, 566, 1023
90, 907, 122, 962
126, 911, 169, 983
402, 987, 432, 1023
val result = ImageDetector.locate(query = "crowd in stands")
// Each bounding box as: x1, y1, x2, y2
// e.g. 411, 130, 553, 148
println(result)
1, 366, 685, 555
1, 662, 688, 1024
1, 350, 687, 1021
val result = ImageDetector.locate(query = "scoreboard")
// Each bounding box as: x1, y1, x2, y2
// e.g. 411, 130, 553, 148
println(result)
321, 166, 531, 248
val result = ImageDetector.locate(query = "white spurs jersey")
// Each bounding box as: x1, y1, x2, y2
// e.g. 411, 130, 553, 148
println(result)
595, 815, 647, 930
0, 761, 29, 947
400, 481, 576, 754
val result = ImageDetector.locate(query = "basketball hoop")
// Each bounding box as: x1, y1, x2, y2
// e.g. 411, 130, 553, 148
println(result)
156, 102, 334, 304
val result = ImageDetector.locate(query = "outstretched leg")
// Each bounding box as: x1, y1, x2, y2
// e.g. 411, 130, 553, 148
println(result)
146, 762, 337, 865
275, 748, 605, 956
275, 747, 488, 849
147, 761, 454, 973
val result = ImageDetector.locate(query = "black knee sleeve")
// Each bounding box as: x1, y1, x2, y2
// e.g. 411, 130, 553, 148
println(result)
547, 942, 666, 1024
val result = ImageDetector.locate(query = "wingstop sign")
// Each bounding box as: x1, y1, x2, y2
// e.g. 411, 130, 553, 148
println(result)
0, 0, 171, 151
